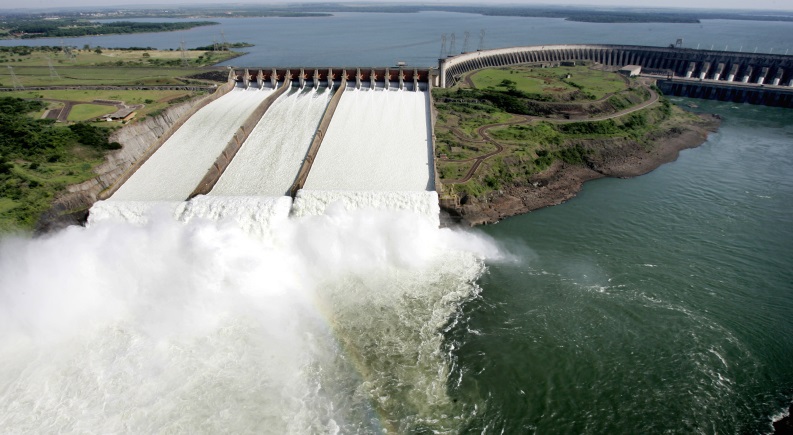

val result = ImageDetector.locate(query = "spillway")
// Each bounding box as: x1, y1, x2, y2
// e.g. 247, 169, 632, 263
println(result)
303, 89, 434, 192
292, 88, 437, 223
211, 87, 332, 196
111, 88, 274, 201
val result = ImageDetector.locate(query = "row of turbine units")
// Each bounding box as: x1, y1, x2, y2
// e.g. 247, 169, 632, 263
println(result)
88, 78, 439, 228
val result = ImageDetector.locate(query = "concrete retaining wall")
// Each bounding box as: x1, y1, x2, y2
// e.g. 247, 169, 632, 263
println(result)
289, 79, 348, 197
427, 79, 442, 194
189, 83, 292, 198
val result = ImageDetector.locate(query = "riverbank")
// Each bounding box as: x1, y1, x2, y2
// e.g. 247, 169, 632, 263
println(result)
441, 113, 721, 226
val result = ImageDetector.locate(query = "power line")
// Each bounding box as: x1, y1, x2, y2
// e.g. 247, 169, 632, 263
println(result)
47, 56, 59, 79
7, 66, 24, 90
180, 40, 188, 67
462, 31, 470, 53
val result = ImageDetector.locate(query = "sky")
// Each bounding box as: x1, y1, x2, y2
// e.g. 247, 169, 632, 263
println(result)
0, 0, 791, 12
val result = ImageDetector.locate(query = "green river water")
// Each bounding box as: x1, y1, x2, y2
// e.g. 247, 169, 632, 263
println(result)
451, 99, 793, 433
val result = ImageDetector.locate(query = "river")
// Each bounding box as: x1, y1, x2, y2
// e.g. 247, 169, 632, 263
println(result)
0, 11, 792, 434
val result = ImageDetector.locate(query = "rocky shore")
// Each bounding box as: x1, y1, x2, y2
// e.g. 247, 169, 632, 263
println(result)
441, 113, 721, 226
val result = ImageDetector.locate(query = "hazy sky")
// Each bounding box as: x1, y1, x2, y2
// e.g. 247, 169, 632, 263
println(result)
1, 0, 791, 12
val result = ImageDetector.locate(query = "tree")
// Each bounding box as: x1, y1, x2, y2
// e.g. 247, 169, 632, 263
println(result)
499, 79, 517, 90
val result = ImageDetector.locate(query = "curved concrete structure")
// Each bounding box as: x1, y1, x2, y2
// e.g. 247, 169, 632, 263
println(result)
439, 44, 793, 89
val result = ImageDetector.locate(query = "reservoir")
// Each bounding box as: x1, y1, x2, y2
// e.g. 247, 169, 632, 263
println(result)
0, 12, 791, 433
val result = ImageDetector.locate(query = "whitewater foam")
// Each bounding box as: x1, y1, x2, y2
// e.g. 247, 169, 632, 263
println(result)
291, 190, 441, 226
3, 198, 500, 433
212, 87, 332, 196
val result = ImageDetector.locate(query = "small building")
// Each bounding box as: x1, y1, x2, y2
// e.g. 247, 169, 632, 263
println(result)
561, 61, 576, 67
619, 65, 642, 77
103, 107, 136, 122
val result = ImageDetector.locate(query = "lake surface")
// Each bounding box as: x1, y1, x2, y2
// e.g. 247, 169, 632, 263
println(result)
1, 11, 792, 433
2, 12, 793, 67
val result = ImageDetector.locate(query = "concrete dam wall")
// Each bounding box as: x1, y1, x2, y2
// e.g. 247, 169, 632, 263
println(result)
439, 44, 793, 96
232, 67, 432, 91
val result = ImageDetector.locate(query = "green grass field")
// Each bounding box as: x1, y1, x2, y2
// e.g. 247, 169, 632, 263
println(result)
469, 65, 628, 100
1, 65, 206, 87
0, 48, 234, 87
437, 161, 473, 181
4, 89, 191, 103
4, 89, 199, 119
67, 104, 118, 121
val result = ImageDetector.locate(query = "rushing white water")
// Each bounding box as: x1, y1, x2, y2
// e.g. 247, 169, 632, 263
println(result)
0, 197, 501, 433
2, 76, 476, 432
212, 87, 332, 196
87, 200, 186, 225
304, 89, 434, 192
292, 190, 441, 227
111, 88, 274, 201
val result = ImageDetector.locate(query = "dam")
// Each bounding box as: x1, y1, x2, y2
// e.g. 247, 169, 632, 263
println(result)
89, 66, 438, 226
89, 44, 793, 226
438, 44, 793, 107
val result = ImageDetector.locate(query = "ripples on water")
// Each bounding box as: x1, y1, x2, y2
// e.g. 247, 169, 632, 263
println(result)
450, 100, 793, 433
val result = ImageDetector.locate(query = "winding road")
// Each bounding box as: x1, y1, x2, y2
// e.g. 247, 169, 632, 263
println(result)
439, 85, 659, 184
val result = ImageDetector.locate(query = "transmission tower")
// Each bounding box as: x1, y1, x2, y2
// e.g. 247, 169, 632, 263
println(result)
439, 33, 447, 58
213, 38, 218, 52
478, 29, 486, 51
449, 33, 456, 55
47, 56, 60, 79
462, 31, 470, 53
7, 66, 24, 90
180, 40, 189, 67
221, 31, 229, 51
